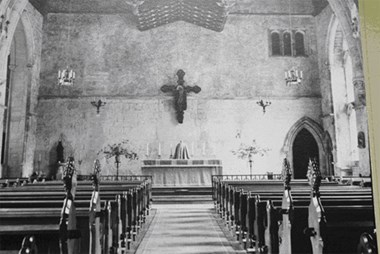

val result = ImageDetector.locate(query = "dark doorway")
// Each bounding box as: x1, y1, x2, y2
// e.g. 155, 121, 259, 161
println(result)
293, 128, 319, 179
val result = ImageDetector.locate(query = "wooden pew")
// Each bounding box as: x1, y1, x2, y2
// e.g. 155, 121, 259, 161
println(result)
214, 159, 375, 254
0, 170, 152, 253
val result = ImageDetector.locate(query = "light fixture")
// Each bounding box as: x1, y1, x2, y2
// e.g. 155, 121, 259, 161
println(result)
57, 0, 76, 86
285, 67, 303, 86
256, 99, 271, 114
216, 0, 237, 16
0, 13, 10, 39
125, 0, 145, 15
58, 67, 75, 86
284, 0, 303, 86
91, 99, 106, 115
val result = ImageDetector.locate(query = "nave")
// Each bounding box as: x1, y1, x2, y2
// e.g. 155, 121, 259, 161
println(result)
0, 157, 377, 254
135, 203, 244, 254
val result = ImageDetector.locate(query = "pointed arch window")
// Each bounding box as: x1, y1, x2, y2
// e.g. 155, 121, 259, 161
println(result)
271, 32, 281, 56
295, 32, 305, 56
269, 29, 308, 57
283, 32, 292, 56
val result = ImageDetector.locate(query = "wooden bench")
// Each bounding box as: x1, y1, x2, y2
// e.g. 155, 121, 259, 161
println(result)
213, 160, 375, 254
0, 172, 152, 253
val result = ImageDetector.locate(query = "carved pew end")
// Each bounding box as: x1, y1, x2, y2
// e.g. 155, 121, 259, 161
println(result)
19, 235, 38, 254
303, 227, 317, 237
357, 231, 377, 254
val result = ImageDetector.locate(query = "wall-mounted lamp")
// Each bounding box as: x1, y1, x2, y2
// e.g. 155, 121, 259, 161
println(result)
256, 99, 271, 114
58, 67, 75, 86
285, 68, 303, 86
91, 99, 106, 115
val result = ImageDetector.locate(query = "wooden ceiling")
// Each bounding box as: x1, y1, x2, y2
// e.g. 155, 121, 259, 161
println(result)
28, 0, 329, 32
131, 0, 233, 32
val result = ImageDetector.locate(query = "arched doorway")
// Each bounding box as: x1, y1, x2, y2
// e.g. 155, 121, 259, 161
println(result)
292, 128, 319, 179
282, 117, 330, 178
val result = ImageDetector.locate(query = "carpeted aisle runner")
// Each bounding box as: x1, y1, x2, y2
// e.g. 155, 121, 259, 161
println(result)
135, 203, 244, 254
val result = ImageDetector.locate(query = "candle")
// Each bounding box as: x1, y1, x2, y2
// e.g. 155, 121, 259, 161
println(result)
158, 143, 161, 156
170, 144, 173, 155
146, 143, 149, 157
202, 143, 206, 156
191, 142, 194, 156
38, 153, 42, 162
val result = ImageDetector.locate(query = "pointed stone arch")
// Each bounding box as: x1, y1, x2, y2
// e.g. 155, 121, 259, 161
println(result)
282, 117, 329, 177
326, 1, 370, 175
0, 4, 39, 177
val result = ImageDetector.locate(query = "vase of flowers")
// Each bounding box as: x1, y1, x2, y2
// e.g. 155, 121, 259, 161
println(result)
232, 139, 269, 175
98, 140, 138, 180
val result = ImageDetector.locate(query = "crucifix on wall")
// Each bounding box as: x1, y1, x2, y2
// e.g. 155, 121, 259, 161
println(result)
161, 69, 201, 124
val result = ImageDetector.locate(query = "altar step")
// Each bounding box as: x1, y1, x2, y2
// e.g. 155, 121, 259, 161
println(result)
152, 195, 213, 203
152, 187, 213, 203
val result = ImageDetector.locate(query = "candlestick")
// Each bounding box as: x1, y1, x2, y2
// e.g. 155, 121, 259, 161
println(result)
158, 143, 161, 156
191, 142, 194, 156
146, 143, 149, 157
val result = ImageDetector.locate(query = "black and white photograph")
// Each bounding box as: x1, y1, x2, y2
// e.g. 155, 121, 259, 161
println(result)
0, 0, 378, 253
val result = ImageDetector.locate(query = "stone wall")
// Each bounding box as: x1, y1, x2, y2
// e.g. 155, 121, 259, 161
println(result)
36, 13, 322, 177
36, 97, 322, 176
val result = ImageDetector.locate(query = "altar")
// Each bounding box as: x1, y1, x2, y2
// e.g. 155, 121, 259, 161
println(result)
141, 159, 223, 187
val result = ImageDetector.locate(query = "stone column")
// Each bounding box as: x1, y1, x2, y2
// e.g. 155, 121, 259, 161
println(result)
353, 77, 371, 175
21, 63, 34, 177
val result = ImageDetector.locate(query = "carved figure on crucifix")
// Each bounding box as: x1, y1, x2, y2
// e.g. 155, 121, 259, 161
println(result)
161, 69, 201, 124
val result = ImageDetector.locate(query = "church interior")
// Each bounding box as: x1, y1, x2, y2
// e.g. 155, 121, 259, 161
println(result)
0, 0, 378, 253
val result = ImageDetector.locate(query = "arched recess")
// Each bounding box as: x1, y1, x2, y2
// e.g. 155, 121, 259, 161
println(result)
328, 15, 361, 175
326, 0, 370, 176
282, 117, 331, 177
0, 0, 30, 178
0, 7, 36, 178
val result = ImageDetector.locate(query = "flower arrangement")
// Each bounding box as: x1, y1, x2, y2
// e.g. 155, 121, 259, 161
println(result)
232, 139, 270, 175
231, 139, 269, 160
98, 140, 138, 162
97, 140, 138, 179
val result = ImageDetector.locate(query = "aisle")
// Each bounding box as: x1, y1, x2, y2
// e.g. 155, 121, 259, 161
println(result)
135, 203, 244, 254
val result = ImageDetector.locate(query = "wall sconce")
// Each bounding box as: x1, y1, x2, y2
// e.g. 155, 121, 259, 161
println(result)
58, 67, 75, 86
0, 14, 10, 39
257, 99, 271, 114
285, 67, 303, 86
91, 99, 106, 115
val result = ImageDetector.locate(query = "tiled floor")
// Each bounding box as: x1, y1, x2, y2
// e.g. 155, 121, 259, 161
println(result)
135, 203, 243, 254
